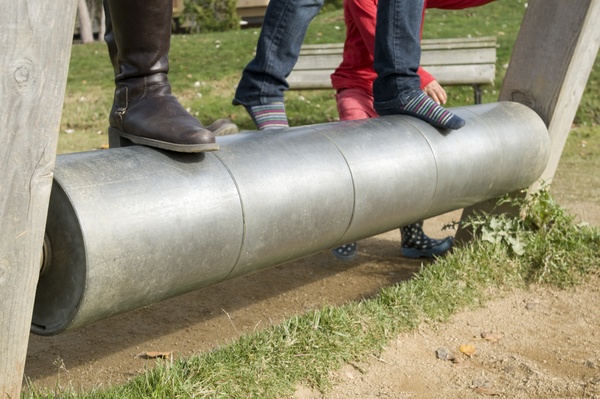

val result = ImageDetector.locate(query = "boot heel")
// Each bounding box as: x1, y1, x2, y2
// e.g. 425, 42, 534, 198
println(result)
108, 128, 134, 148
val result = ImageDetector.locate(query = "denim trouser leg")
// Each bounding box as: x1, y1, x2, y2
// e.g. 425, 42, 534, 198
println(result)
373, 0, 424, 112
233, 0, 324, 107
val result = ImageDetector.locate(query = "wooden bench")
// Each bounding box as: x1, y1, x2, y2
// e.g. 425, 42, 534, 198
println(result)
287, 36, 497, 104
236, 0, 270, 26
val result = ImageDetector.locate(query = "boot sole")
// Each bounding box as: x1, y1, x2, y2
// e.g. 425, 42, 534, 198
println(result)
108, 128, 219, 153
331, 242, 358, 261
401, 237, 454, 258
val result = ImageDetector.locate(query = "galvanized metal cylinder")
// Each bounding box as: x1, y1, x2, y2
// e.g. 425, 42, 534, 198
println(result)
32, 102, 549, 335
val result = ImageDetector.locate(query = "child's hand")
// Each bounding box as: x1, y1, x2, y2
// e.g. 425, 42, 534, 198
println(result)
423, 80, 447, 105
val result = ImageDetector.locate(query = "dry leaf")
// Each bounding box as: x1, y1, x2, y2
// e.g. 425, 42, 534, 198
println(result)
459, 344, 477, 357
481, 331, 504, 343
135, 351, 173, 359
474, 386, 503, 396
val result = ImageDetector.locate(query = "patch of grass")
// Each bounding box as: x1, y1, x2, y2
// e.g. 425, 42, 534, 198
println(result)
551, 125, 600, 204
464, 188, 600, 288
576, 54, 600, 126
66, 42, 114, 91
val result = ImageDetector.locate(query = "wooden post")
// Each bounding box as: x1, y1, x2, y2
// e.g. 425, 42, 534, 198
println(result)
0, 1, 77, 397
456, 0, 600, 240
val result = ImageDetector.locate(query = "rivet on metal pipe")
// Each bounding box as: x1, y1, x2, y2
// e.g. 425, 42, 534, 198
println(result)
32, 102, 550, 335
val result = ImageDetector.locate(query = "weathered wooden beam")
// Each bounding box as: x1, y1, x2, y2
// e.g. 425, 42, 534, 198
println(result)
499, 0, 600, 183
457, 0, 600, 240
0, 1, 77, 397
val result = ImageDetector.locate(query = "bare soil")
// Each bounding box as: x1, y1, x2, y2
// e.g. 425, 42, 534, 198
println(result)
24, 198, 600, 398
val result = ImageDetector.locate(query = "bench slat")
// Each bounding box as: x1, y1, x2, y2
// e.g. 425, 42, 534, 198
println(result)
293, 54, 342, 70
299, 37, 497, 53
421, 47, 496, 65
424, 64, 495, 85
293, 47, 496, 71
287, 70, 339, 90
420, 36, 497, 49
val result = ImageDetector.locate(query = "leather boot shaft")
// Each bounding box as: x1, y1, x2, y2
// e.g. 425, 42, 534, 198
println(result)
102, 0, 119, 76
105, 0, 170, 81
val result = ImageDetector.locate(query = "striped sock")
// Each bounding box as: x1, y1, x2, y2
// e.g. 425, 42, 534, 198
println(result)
246, 103, 289, 130
380, 90, 465, 130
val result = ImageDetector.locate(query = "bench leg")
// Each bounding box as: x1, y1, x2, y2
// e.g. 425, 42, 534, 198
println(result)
473, 84, 482, 104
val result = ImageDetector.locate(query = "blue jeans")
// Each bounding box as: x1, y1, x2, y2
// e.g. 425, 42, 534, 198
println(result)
233, 0, 324, 107
373, 0, 424, 112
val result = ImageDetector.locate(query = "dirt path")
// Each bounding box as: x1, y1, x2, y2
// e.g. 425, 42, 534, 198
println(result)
300, 274, 600, 399
24, 198, 599, 397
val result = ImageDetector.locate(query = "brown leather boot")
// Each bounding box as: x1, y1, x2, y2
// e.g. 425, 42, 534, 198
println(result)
103, 0, 235, 152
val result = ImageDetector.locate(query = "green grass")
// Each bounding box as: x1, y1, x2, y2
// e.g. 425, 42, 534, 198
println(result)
551, 125, 600, 206
34, 2, 600, 397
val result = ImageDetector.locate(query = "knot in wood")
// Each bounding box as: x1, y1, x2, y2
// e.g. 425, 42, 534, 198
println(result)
11, 59, 34, 90
14, 65, 30, 84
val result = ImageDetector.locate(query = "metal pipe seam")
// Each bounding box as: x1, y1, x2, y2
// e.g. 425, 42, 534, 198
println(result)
32, 101, 549, 335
